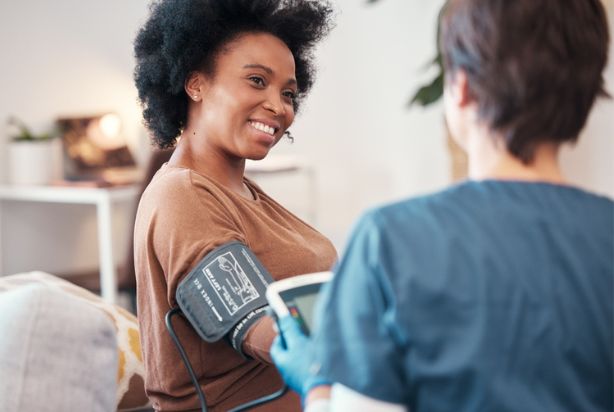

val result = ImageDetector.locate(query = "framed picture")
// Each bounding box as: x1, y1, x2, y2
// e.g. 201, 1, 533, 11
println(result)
56, 113, 141, 184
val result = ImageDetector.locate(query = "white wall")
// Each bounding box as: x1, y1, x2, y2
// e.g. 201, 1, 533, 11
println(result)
274, 0, 450, 247
0, 0, 149, 148
275, 0, 614, 246
1, 0, 612, 275
0, 0, 150, 274
560, 0, 614, 198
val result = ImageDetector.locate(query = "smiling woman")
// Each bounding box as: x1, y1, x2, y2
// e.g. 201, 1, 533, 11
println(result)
132, 1, 336, 411
181, 32, 298, 178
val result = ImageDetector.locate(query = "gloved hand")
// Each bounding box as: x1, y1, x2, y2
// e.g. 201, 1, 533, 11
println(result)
270, 316, 330, 398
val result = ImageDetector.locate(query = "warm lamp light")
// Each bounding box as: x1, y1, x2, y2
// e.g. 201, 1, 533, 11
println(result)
99, 113, 122, 138
84, 113, 124, 150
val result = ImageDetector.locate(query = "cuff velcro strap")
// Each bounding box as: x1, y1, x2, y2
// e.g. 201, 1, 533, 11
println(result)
227, 306, 268, 357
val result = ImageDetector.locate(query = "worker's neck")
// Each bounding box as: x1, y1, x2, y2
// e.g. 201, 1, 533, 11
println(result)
465, 126, 566, 185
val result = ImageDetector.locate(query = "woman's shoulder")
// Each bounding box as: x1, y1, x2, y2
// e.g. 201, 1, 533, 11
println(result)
144, 163, 189, 193
141, 164, 234, 213
136, 165, 247, 242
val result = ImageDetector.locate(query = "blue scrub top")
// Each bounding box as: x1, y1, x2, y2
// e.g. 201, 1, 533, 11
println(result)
313, 181, 613, 411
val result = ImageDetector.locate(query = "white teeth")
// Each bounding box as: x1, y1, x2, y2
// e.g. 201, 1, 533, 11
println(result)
250, 121, 275, 136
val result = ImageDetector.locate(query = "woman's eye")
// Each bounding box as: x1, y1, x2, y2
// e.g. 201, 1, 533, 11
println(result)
283, 90, 296, 101
249, 76, 265, 87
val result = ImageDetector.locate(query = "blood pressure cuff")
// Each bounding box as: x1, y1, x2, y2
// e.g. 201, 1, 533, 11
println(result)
176, 241, 273, 354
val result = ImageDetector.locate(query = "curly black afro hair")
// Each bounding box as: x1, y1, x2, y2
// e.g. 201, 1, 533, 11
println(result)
134, 0, 334, 148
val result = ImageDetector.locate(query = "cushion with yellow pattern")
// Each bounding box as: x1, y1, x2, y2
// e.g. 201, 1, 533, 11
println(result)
0, 271, 150, 411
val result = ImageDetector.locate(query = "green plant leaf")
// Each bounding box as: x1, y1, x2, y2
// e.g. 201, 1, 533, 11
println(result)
7, 116, 56, 142
409, 72, 444, 107
367, 0, 450, 107
409, 1, 449, 108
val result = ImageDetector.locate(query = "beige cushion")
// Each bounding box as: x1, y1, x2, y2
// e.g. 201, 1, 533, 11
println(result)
0, 272, 150, 411
0, 284, 117, 412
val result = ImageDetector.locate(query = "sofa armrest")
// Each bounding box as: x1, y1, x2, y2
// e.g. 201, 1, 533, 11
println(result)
0, 284, 117, 412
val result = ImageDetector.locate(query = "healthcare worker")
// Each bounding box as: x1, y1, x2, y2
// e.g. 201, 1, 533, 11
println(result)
271, 0, 614, 411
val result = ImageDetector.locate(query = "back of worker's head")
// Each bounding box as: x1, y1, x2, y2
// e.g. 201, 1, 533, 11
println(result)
440, 0, 610, 163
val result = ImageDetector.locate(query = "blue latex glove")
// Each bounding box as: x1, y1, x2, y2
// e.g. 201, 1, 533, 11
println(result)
270, 315, 330, 398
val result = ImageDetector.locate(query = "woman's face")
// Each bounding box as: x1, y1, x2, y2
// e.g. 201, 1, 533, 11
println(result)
191, 32, 297, 161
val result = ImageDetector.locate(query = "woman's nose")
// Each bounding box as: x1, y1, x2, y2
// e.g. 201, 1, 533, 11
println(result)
263, 93, 285, 116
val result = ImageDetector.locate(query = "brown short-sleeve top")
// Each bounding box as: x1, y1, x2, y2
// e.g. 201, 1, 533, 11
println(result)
134, 164, 337, 411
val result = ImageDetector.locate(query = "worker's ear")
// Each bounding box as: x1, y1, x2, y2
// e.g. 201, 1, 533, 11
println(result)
447, 69, 472, 107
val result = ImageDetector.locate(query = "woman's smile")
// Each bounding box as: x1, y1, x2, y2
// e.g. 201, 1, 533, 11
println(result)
248, 119, 280, 147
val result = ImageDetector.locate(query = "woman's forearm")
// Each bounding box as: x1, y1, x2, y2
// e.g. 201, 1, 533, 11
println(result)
240, 316, 276, 363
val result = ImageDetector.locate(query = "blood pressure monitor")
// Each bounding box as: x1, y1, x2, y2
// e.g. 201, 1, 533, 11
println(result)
266, 271, 333, 335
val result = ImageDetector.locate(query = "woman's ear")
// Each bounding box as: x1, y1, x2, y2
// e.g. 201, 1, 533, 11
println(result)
185, 71, 205, 102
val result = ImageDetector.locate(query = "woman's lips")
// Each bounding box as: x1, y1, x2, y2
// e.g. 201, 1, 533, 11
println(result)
248, 120, 278, 146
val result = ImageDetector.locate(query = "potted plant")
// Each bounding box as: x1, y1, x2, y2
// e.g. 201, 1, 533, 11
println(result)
369, 0, 468, 181
6, 116, 60, 186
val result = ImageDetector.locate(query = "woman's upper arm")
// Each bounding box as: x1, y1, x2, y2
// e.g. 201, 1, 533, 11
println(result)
149, 181, 246, 305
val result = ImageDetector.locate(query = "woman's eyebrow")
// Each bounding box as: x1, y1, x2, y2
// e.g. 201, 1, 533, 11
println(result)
243, 63, 297, 86
243, 63, 273, 74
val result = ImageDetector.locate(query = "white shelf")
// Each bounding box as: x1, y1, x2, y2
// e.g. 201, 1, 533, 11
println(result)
0, 185, 138, 204
0, 184, 140, 304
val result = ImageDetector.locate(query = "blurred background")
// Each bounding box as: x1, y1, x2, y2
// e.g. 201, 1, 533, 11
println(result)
0, 0, 612, 284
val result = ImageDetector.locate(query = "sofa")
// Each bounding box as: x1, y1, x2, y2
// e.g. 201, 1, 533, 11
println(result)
0, 272, 151, 412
